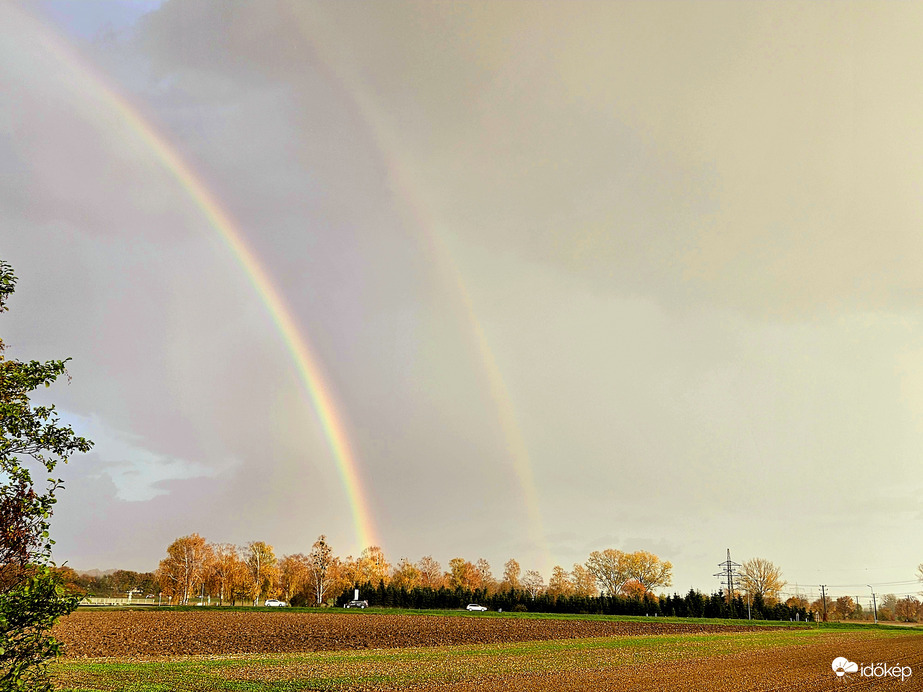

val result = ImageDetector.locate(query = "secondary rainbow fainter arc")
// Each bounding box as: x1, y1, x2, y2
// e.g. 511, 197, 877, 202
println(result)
13, 5, 379, 554
288, 3, 552, 572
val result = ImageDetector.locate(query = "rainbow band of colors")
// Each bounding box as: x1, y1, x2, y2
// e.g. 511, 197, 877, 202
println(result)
10, 4, 378, 552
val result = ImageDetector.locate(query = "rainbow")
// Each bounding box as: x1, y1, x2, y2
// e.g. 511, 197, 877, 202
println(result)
9, 5, 378, 552
286, 4, 552, 570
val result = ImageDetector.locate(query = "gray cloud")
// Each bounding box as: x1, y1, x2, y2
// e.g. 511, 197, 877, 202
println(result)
1, 1, 920, 592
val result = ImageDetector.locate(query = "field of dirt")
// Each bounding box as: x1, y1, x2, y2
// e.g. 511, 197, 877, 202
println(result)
53, 609, 762, 658
52, 611, 923, 691
431, 633, 923, 691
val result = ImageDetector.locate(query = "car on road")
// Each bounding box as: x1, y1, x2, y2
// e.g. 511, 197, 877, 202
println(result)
466, 603, 487, 611
264, 599, 286, 607
345, 600, 369, 608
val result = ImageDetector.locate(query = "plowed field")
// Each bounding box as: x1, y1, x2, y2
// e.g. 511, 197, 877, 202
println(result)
51, 611, 923, 691
53, 610, 760, 657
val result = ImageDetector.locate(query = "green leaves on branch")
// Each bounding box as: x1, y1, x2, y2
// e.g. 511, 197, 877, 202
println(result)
0, 259, 93, 689
0, 567, 80, 692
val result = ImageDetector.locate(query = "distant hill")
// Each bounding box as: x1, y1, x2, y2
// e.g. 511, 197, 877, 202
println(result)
75, 568, 119, 578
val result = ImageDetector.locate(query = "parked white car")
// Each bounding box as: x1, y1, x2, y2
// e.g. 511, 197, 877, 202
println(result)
264, 599, 286, 607
466, 603, 487, 611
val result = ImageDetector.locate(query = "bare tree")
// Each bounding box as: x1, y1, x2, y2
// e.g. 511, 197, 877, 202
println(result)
522, 570, 545, 599
309, 535, 336, 605
416, 556, 443, 589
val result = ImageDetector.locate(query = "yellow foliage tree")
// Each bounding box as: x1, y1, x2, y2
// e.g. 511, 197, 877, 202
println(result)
571, 563, 598, 597
207, 543, 243, 606
585, 549, 629, 595
739, 558, 786, 603
245, 541, 278, 604
279, 553, 311, 602
391, 558, 421, 591
624, 550, 672, 592
360, 546, 390, 585
501, 558, 521, 591
157, 534, 212, 605
546, 565, 574, 597
447, 558, 481, 590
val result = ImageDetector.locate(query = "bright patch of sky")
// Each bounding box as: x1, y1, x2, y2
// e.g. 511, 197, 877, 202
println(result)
56, 411, 226, 502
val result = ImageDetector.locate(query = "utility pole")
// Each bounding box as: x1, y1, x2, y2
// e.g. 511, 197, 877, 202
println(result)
820, 585, 828, 622
867, 585, 878, 625
714, 549, 741, 611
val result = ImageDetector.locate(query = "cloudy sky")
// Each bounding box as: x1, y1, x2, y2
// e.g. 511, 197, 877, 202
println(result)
2, 0, 921, 601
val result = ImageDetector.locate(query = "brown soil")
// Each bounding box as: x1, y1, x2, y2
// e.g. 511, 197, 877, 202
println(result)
54, 610, 764, 658
429, 634, 923, 691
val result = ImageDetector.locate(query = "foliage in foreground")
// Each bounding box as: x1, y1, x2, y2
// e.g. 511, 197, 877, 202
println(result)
0, 260, 91, 689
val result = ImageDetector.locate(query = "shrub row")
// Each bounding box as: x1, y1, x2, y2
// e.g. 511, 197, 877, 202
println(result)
332, 582, 811, 621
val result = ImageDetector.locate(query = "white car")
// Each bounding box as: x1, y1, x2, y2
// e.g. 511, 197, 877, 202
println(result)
466, 603, 487, 611
264, 599, 286, 607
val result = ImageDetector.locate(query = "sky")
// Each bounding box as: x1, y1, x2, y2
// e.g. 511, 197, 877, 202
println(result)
1, 0, 921, 604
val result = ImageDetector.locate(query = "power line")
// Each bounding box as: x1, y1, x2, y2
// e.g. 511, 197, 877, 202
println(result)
714, 548, 741, 606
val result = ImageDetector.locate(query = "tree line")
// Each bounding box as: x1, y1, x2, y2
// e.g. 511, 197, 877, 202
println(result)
147, 535, 681, 607
331, 580, 810, 621
139, 533, 923, 622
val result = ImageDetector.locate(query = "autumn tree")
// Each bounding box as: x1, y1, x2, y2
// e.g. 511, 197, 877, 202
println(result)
571, 563, 597, 597
501, 559, 521, 591
810, 595, 833, 621
50, 566, 84, 596
785, 594, 808, 611
586, 549, 672, 596
894, 596, 921, 623
391, 558, 421, 591
0, 260, 93, 690
227, 560, 254, 605
875, 593, 898, 621
360, 546, 390, 585
416, 556, 444, 589
447, 558, 481, 590
339, 555, 362, 588
475, 559, 497, 593
739, 558, 786, 603
621, 579, 650, 599
546, 565, 574, 597
157, 534, 212, 604
278, 553, 311, 602
833, 596, 856, 621
586, 549, 629, 595
624, 550, 672, 592
245, 541, 278, 604
207, 543, 243, 605
308, 535, 336, 605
